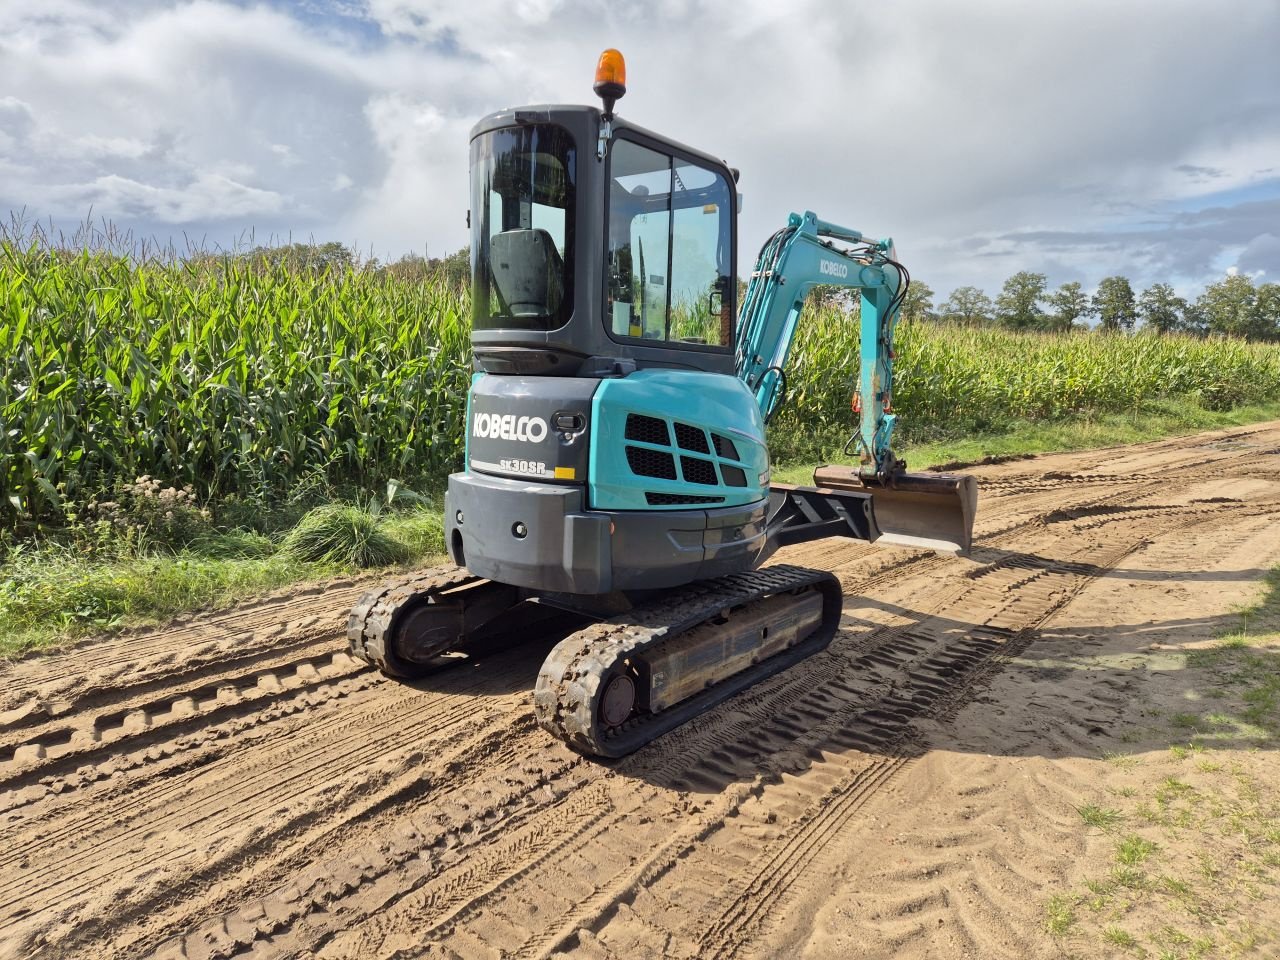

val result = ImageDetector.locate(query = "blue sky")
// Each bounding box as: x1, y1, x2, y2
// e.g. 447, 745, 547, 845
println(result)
1, 0, 1277, 302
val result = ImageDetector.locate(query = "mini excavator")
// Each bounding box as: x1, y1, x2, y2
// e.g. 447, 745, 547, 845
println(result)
348, 50, 978, 757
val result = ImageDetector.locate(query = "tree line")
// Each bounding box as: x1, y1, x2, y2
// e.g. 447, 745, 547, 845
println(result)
194, 240, 1280, 343
184, 241, 472, 288
901, 272, 1280, 341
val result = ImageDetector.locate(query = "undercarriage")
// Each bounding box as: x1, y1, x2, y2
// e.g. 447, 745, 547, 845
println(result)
347, 562, 842, 757
347, 481, 962, 758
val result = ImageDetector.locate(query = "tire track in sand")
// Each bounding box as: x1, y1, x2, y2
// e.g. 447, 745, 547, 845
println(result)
284, 484, 1271, 958
1, 421, 1278, 959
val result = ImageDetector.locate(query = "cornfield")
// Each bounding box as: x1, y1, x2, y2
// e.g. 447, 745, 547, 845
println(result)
3, 236, 1279, 531
777, 309, 1280, 440
1, 239, 471, 529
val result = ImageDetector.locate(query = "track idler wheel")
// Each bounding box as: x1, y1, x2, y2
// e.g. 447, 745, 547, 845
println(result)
347, 568, 521, 678
599, 670, 638, 728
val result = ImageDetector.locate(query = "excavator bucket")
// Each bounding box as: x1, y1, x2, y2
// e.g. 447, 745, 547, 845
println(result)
812, 466, 978, 556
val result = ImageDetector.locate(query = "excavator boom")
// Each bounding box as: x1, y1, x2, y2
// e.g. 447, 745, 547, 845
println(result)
736, 210, 976, 555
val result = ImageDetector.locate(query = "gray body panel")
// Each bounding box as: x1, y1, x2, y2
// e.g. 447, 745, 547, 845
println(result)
445, 471, 767, 595
468, 374, 596, 484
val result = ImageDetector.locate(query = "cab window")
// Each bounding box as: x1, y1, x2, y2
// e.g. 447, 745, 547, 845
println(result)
471, 124, 576, 331
606, 138, 733, 347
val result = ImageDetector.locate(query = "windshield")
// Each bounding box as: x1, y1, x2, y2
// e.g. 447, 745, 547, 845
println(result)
471, 124, 577, 331
606, 137, 733, 347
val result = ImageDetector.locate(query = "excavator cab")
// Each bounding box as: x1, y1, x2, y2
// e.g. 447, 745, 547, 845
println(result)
468, 105, 738, 378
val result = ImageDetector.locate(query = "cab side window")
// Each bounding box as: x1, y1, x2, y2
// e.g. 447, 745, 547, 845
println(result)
606, 139, 732, 347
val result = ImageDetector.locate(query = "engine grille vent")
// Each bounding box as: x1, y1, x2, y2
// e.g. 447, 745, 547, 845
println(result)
646, 492, 726, 506
674, 422, 710, 453
622, 413, 751, 501
625, 446, 677, 480
680, 456, 719, 486
625, 414, 670, 446
712, 434, 740, 461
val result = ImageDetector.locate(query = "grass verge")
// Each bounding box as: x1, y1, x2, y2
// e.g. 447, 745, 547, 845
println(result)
0, 502, 446, 660
1043, 568, 1280, 958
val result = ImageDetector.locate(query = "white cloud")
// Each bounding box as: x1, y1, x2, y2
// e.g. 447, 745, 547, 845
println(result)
364, 0, 567, 42
46, 172, 286, 223
0, 0, 1277, 294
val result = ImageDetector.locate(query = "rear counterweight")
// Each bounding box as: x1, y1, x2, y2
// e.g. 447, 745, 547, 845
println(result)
444, 471, 768, 594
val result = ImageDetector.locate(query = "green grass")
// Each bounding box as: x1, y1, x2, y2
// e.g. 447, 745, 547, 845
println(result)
1042, 568, 1280, 957
1103, 926, 1139, 949
1079, 804, 1124, 830
280, 504, 409, 566
0, 501, 447, 659
0, 544, 316, 657
1116, 834, 1159, 866
1183, 569, 1280, 739
1045, 894, 1077, 935
770, 397, 1280, 484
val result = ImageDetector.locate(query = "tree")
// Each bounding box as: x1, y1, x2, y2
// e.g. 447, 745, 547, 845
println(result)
1257, 283, 1280, 341
939, 286, 993, 326
1092, 275, 1137, 332
899, 280, 935, 323
1137, 283, 1187, 335
995, 272, 1046, 329
1181, 298, 1209, 338
249, 241, 355, 275
808, 284, 857, 311
1044, 281, 1092, 332
381, 245, 470, 287
1195, 273, 1262, 339
435, 245, 470, 288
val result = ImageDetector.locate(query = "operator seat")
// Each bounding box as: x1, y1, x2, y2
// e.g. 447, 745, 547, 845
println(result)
490, 228, 564, 317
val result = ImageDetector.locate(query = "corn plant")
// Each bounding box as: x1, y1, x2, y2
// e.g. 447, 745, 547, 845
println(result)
775, 306, 1280, 441
3, 230, 1279, 533
1, 236, 471, 528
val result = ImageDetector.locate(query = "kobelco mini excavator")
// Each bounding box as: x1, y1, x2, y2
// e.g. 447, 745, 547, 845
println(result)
348, 50, 977, 757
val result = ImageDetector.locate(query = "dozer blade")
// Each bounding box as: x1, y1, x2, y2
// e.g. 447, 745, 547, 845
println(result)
812, 466, 977, 555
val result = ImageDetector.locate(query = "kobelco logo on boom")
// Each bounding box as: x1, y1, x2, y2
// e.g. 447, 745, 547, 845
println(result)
819, 259, 849, 278
473, 412, 548, 443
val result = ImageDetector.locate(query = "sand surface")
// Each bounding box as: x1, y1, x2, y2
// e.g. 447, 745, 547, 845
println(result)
2, 422, 1279, 959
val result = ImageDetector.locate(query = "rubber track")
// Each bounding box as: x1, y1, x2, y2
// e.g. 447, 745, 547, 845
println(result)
347, 565, 483, 676
534, 565, 842, 758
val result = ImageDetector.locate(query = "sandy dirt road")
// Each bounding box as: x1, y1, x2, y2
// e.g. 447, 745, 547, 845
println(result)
2, 423, 1279, 959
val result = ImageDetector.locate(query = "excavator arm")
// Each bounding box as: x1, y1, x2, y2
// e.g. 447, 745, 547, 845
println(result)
736, 210, 977, 554
736, 210, 904, 479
